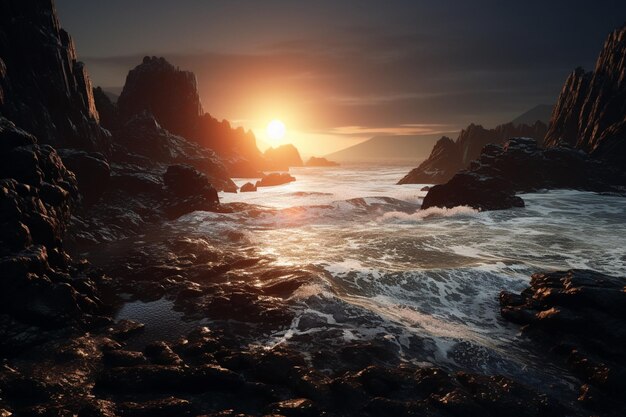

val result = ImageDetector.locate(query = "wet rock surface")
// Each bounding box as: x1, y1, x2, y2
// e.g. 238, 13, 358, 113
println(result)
421, 137, 625, 211
0, 117, 106, 354
500, 269, 626, 416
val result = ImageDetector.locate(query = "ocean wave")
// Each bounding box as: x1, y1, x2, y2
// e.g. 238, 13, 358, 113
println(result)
380, 205, 480, 222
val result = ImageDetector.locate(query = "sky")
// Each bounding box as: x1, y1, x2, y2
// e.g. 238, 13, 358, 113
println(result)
56, 0, 626, 155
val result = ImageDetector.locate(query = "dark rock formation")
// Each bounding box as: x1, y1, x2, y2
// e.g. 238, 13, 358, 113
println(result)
544, 25, 626, 167
421, 137, 624, 211
398, 122, 548, 185
162, 164, 219, 219
256, 172, 296, 187
116, 56, 263, 176
264, 144, 303, 170
240, 182, 257, 192
92, 86, 119, 131
0, 117, 103, 354
110, 112, 235, 192
0, 0, 108, 151
306, 157, 339, 167
500, 269, 626, 414
422, 171, 524, 211
117, 56, 202, 137
398, 136, 461, 184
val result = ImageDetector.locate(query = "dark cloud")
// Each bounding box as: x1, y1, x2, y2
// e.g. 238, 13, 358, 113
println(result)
59, 0, 626, 142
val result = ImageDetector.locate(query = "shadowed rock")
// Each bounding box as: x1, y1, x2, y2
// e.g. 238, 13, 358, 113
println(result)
0, 0, 108, 151
399, 122, 548, 185
545, 24, 626, 167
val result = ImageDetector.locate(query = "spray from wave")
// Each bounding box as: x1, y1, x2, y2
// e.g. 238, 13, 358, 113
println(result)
380, 205, 480, 222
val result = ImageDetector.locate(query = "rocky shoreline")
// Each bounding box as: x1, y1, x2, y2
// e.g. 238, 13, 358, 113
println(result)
1, 1, 625, 416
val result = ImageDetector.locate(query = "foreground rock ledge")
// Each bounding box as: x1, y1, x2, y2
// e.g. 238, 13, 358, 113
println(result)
500, 269, 626, 414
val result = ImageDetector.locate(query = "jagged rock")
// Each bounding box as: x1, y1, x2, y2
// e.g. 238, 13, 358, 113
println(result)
240, 182, 257, 192
398, 136, 461, 184
256, 172, 296, 187
545, 25, 626, 167
118, 56, 202, 137
305, 157, 339, 167
399, 122, 548, 185
0, 0, 108, 151
500, 269, 626, 414
163, 164, 219, 219
111, 113, 235, 192
0, 117, 102, 347
421, 137, 624, 211
92, 87, 119, 130
116, 56, 263, 176
264, 144, 303, 170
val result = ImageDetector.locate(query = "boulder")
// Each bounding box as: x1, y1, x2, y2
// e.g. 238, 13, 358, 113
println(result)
240, 182, 257, 192
163, 164, 219, 219
256, 173, 296, 187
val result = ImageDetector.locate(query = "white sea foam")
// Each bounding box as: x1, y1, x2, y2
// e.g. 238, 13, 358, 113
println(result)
381, 205, 480, 222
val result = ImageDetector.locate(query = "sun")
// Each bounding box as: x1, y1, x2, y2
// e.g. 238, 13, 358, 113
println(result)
266, 119, 286, 145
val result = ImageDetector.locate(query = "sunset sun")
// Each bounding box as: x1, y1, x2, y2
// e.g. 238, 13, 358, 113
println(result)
266, 119, 286, 145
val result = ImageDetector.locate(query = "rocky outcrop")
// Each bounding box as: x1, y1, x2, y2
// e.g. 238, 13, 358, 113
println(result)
115, 56, 264, 176
0, 0, 108, 151
500, 269, 626, 414
545, 25, 626, 166
256, 172, 296, 187
162, 164, 219, 219
306, 157, 339, 167
421, 137, 624, 211
0, 117, 104, 354
398, 122, 548, 185
264, 144, 303, 170
240, 182, 257, 192
398, 136, 461, 184
110, 112, 235, 192
117, 56, 202, 137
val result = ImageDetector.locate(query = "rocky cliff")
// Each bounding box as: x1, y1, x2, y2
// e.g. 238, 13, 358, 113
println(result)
0, 0, 108, 151
545, 25, 626, 166
116, 56, 265, 176
398, 121, 547, 185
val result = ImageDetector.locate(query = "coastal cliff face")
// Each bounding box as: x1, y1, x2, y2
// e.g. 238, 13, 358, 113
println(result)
116, 56, 264, 176
0, 0, 108, 151
398, 121, 547, 185
545, 25, 626, 165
